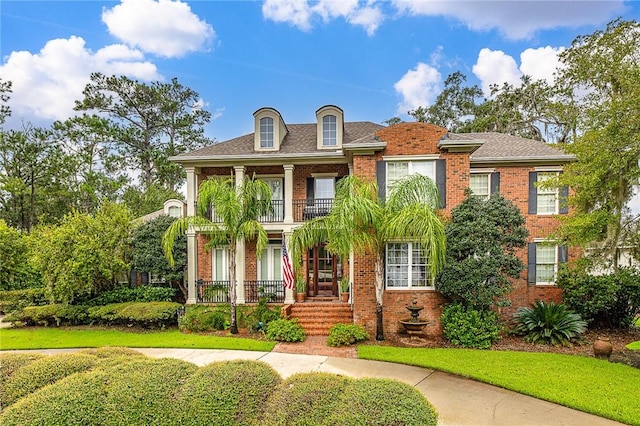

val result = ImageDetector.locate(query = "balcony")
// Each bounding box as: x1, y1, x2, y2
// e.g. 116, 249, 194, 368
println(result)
293, 198, 333, 221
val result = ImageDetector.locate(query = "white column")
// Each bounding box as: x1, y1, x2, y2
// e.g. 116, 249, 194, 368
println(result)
284, 230, 295, 304
283, 164, 295, 224
184, 167, 199, 304
234, 166, 246, 304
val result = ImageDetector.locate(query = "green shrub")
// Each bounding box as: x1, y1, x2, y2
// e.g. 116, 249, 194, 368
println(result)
326, 378, 438, 426
441, 303, 502, 349
0, 288, 48, 314
514, 300, 587, 346
14, 303, 88, 326
85, 285, 176, 306
178, 304, 230, 332
2, 353, 98, 407
558, 267, 640, 328
176, 360, 281, 425
88, 301, 182, 328
0, 353, 45, 403
247, 297, 282, 333
263, 372, 352, 425
327, 323, 369, 347
265, 318, 306, 342
79, 347, 146, 367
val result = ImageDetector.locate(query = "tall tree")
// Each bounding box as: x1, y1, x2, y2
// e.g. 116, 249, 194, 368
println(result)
555, 18, 640, 266
74, 73, 211, 192
0, 79, 12, 125
163, 176, 272, 334
409, 71, 482, 131
290, 174, 446, 340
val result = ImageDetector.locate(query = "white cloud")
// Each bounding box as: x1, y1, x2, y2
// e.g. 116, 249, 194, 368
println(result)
472, 46, 565, 96
394, 62, 441, 114
0, 36, 161, 123
392, 0, 626, 40
262, 0, 383, 35
102, 0, 215, 58
472, 48, 522, 94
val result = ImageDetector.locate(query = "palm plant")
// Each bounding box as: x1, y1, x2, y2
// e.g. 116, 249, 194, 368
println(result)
162, 175, 272, 334
513, 300, 587, 346
290, 174, 446, 340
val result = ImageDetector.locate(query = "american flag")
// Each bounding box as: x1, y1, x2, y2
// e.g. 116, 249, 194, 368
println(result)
282, 236, 295, 290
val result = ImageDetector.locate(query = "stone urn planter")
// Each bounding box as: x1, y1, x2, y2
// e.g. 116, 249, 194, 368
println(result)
593, 336, 613, 359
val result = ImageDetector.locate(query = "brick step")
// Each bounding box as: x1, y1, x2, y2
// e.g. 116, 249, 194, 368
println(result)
287, 303, 353, 335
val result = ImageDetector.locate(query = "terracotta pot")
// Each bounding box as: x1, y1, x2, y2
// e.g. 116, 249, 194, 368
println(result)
593, 336, 613, 359
295, 292, 306, 303
341, 292, 349, 303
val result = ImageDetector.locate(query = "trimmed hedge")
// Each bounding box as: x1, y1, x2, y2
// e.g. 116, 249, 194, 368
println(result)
0, 288, 48, 314
2, 353, 98, 407
441, 303, 502, 349
85, 286, 176, 306
178, 304, 230, 332
176, 360, 281, 425
0, 353, 45, 404
15, 304, 88, 326
263, 373, 352, 425
325, 378, 438, 425
265, 318, 306, 342
87, 301, 182, 327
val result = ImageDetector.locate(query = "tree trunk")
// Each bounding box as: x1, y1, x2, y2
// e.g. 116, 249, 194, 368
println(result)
29, 169, 35, 232
374, 251, 385, 341
229, 241, 238, 334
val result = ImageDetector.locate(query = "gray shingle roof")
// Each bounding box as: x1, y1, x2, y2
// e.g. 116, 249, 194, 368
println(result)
446, 132, 574, 161
173, 121, 384, 159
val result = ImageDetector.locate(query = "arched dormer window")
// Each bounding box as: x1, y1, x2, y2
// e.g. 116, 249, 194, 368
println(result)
316, 105, 343, 150
260, 117, 274, 148
322, 115, 337, 146
254, 107, 287, 151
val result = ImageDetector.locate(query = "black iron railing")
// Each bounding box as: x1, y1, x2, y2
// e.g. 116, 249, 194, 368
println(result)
196, 280, 231, 303
206, 200, 284, 223
244, 280, 285, 303
196, 279, 284, 303
293, 198, 333, 221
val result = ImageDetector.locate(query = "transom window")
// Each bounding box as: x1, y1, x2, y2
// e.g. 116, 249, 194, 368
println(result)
322, 115, 337, 146
315, 177, 335, 199
386, 242, 432, 289
260, 117, 274, 148
469, 174, 490, 199
386, 160, 435, 193
537, 172, 559, 214
536, 244, 558, 284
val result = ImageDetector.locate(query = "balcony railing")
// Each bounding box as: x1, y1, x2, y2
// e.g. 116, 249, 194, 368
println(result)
293, 198, 333, 221
196, 279, 284, 303
208, 200, 284, 223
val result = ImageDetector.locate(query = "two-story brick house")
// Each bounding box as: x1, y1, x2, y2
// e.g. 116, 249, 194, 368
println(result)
170, 105, 575, 338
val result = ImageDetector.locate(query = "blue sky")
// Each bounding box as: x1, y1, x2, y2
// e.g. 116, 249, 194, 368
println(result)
1, 0, 639, 143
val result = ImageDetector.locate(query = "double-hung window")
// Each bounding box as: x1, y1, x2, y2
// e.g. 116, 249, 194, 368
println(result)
528, 242, 567, 285
212, 247, 229, 281
536, 172, 559, 215
315, 177, 335, 199
386, 160, 435, 194
386, 242, 432, 289
469, 174, 490, 199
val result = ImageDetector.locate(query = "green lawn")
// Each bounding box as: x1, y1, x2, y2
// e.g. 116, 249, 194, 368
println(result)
627, 341, 640, 350
358, 345, 639, 425
0, 328, 276, 352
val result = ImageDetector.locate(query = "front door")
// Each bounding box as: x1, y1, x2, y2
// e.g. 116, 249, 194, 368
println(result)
307, 245, 339, 297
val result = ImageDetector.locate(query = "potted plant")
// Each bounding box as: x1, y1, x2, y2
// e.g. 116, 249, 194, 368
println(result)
339, 277, 350, 303
294, 276, 306, 302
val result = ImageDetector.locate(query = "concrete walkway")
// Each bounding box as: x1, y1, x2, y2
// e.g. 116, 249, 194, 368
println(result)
13, 347, 623, 426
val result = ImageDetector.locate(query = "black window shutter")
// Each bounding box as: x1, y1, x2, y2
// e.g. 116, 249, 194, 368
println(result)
527, 243, 537, 285
435, 159, 446, 208
141, 272, 149, 285
130, 269, 137, 285
490, 172, 500, 194
307, 177, 314, 201
528, 172, 538, 214
558, 245, 568, 263
559, 186, 569, 214
376, 161, 386, 201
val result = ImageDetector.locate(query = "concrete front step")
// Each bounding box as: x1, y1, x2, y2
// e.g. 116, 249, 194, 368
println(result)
288, 303, 353, 336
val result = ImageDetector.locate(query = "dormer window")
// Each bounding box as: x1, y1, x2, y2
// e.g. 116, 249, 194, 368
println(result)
253, 107, 287, 151
316, 105, 343, 150
322, 115, 337, 146
260, 117, 274, 148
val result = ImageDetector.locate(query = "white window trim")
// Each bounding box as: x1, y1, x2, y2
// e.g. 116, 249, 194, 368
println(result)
385, 160, 436, 194
534, 240, 559, 286
322, 115, 337, 147
257, 244, 282, 281
382, 154, 440, 161
536, 172, 559, 215
385, 241, 435, 290
316, 106, 343, 150
469, 173, 491, 200
212, 247, 230, 281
